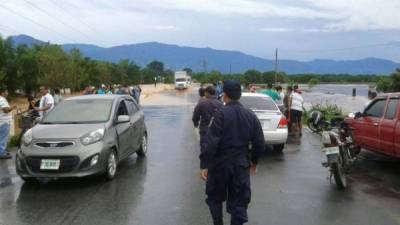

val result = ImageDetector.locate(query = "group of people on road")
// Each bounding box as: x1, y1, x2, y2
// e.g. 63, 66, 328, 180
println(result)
0, 86, 57, 160
82, 84, 142, 104
252, 83, 304, 136
192, 81, 265, 225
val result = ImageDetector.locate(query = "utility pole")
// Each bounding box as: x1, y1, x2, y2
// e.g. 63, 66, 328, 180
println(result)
274, 48, 278, 86
229, 64, 232, 75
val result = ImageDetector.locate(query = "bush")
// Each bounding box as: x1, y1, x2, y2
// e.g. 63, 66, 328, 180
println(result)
304, 103, 344, 123
308, 78, 319, 89
377, 77, 391, 93
7, 135, 20, 148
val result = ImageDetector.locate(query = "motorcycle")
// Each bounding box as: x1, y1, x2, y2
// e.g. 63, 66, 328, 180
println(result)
320, 121, 360, 190
308, 110, 344, 134
17, 109, 39, 148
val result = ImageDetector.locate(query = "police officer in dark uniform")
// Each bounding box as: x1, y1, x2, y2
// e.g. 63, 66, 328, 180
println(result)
192, 86, 223, 153
200, 80, 265, 225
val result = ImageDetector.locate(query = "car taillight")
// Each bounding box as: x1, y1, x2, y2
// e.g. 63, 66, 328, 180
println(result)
278, 116, 288, 128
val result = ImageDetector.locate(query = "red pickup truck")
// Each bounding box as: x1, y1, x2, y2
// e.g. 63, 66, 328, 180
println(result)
345, 93, 400, 159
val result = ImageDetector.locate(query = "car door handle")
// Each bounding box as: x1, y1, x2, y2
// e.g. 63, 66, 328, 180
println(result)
373, 123, 379, 127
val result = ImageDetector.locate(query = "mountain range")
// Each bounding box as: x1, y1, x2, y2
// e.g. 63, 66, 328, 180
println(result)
10, 34, 400, 75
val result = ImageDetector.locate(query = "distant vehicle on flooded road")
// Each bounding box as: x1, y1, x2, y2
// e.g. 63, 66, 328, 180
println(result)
240, 93, 288, 152
16, 95, 148, 182
175, 71, 191, 89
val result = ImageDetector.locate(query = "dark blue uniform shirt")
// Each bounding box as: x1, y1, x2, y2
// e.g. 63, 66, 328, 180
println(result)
192, 96, 223, 131
200, 100, 265, 169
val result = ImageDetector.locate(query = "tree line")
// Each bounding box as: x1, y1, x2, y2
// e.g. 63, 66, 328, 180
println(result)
0, 35, 174, 95
2, 34, 399, 95
192, 70, 388, 86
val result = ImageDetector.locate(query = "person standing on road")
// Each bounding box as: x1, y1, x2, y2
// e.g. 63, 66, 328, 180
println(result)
35, 86, 54, 119
198, 87, 206, 101
260, 83, 280, 102
192, 86, 223, 155
200, 80, 265, 225
289, 85, 304, 137
0, 88, 17, 159
53, 88, 63, 105
97, 84, 107, 95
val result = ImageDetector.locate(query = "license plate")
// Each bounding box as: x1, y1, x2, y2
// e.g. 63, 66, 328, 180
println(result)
40, 159, 60, 170
323, 146, 340, 155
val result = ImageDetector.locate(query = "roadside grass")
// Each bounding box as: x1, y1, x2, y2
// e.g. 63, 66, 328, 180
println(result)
7, 135, 19, 148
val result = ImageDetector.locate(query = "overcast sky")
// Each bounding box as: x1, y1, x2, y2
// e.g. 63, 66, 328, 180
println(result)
0, 0, 399, 61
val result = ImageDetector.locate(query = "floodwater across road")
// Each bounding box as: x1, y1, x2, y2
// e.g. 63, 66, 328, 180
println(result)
0, 88, 400, 225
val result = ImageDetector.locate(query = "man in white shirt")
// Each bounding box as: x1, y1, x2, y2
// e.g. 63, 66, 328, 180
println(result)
35, 86, 54, 118
289, 85, 304, 137
0, 88, 17, 159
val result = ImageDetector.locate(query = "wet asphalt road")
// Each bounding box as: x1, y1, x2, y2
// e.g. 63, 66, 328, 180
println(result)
1, 89, 400, 225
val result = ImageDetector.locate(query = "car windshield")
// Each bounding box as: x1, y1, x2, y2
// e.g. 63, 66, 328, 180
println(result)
42, 99, 113, 124
176, 78, 186, 82
240, 96, 278, 111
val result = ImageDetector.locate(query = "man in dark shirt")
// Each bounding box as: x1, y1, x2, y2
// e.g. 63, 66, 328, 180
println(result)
200, 80, 265, 225
192, 86, 223, 154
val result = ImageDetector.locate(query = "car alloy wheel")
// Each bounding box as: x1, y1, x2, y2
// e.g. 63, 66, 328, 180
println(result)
106, 151, 117, 180
137, 134, 147, 157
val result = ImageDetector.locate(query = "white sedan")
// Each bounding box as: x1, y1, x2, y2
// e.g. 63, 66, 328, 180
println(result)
240, 93, 288, 152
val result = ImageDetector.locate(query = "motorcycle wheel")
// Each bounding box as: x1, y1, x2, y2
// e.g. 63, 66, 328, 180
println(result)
307, 119, 321, 133
331, 160, 347, 190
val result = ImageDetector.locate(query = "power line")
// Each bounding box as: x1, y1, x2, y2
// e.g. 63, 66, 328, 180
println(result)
22, 0, 95, 42
0, 24, 19, 34
0, 3, 78, 42
49, 0, 103, 37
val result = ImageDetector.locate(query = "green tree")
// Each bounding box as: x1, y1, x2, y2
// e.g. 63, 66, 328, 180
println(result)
390, 68, 400, 92
37, 44, 69, 88
183, 67, 193, 75
146, 61, 164, 76
0, 37, 19, 94
308, 78, 319, 89
376, 77, 391, 93
16, 45, 40, 95
68, 48, 87, 91
244, 69, 262, 84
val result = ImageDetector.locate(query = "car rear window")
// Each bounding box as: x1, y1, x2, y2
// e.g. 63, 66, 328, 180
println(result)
240, 96, 278, 111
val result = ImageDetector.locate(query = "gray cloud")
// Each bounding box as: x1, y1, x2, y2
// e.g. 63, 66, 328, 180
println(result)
0, 0, 398, 61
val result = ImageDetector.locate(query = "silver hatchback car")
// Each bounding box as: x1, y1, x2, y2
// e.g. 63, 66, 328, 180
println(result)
16, 95, 147, 182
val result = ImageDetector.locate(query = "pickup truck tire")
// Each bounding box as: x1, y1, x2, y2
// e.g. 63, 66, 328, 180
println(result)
273, 144, 285, 153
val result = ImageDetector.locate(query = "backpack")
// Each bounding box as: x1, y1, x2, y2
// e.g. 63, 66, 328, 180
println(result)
206, 99, 222, 127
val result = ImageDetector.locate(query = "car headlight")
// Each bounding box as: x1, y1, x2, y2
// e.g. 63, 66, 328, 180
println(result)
80, 129, 105, 146
23, 129, 33, 146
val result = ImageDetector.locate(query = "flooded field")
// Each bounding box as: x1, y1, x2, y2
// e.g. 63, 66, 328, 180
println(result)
303, 84, 371, 113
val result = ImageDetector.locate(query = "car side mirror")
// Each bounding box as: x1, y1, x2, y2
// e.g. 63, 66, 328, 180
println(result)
354, 112, 363, 119
117, 115, 130, 124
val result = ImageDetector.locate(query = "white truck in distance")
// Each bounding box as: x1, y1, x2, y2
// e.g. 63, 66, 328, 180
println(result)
174, 71, 191, 89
